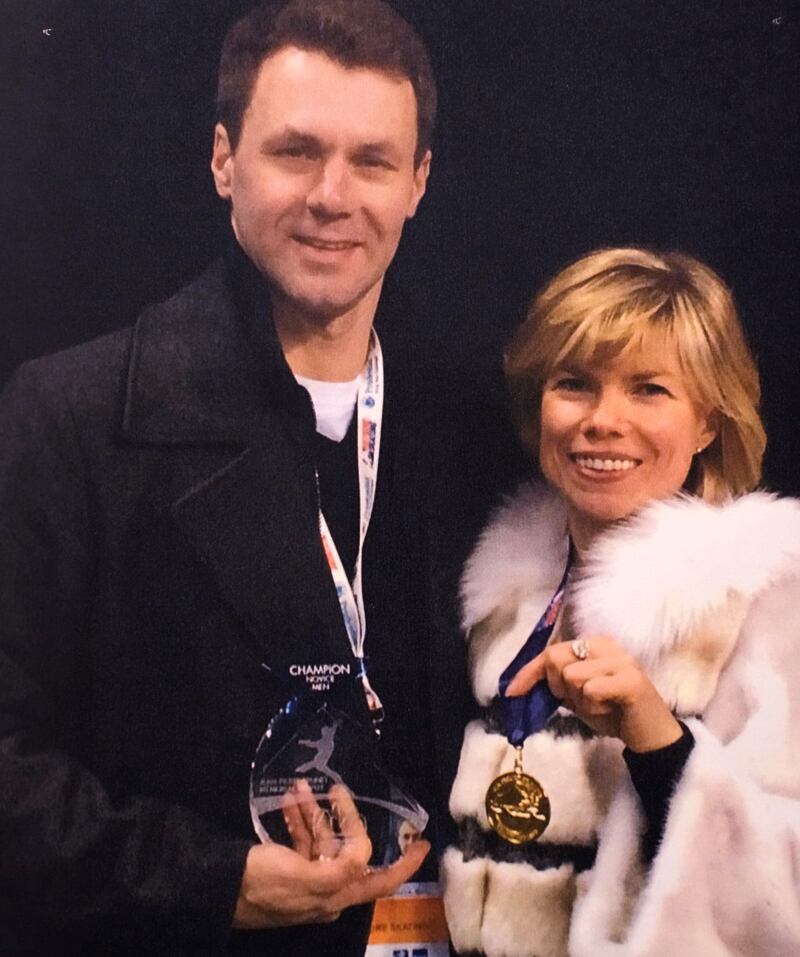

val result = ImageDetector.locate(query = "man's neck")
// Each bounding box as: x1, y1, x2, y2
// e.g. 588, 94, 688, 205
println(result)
272, 283, 382, 382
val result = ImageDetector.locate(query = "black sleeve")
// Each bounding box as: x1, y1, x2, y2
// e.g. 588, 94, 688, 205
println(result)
623, 721, 695, 864
0, 364, 251, 954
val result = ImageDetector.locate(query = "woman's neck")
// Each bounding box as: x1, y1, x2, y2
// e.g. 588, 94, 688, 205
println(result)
566, 511, 612, 559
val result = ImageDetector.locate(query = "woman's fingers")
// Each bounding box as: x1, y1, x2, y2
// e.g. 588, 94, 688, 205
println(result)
505, 652, 548, 696
503, 634, 682, 749
504, 636, 634, 716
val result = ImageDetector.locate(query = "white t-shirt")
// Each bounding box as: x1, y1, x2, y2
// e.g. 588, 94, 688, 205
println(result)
295, 374, 360, 442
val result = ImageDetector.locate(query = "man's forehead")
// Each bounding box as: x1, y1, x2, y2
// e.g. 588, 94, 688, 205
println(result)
240, 45, 419, 149
249, 45, 417, 115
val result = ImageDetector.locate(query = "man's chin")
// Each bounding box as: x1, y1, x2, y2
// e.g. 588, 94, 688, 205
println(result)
278, 298, 356, 325
270, 279, 383, 325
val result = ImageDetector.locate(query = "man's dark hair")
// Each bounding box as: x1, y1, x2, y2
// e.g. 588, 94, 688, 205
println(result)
216, 0, 437, 167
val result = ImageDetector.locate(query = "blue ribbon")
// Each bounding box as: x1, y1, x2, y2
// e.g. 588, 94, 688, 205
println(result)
497, 554, 572, 748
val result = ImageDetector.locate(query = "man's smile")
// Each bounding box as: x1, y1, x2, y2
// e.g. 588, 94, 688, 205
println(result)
294, 235, 363, 251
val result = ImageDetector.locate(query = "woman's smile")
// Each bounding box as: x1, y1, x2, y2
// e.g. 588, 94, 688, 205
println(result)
569, 453, 641, 473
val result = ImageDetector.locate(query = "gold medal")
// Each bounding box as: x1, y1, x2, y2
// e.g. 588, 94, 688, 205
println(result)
485, 747, 550, 844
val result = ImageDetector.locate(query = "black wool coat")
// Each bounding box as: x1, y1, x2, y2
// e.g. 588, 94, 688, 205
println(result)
0, 252, 485, 957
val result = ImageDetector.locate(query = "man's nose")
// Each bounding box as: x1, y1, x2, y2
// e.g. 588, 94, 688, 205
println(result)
307, 157, 352, 218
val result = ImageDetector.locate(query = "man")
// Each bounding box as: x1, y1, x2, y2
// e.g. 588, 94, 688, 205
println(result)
0, 1, 486, 954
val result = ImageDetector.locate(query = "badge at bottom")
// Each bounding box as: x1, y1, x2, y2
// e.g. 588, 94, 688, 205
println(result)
485, 748, 550, 845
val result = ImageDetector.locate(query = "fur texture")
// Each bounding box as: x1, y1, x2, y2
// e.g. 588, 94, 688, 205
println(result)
445, 483, 800, 957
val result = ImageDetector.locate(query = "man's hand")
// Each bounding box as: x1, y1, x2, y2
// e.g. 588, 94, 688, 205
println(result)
505, 635, 682, 753
233, 784, 430, 929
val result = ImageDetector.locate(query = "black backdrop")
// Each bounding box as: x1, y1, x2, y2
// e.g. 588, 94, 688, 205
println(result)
3, 0, 798, 491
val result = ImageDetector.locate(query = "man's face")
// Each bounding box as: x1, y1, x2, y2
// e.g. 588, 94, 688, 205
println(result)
397, 820, 420, 855
212, 46, 430, 322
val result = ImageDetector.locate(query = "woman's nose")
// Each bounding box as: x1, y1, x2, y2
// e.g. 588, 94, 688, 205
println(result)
582, 389, 628, 435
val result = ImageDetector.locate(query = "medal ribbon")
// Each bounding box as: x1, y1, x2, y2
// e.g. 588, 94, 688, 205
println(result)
316, 330, 384, 708
497, 548, 572, 747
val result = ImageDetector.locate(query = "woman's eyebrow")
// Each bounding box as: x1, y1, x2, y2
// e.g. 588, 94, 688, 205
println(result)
630, 370, 673, 380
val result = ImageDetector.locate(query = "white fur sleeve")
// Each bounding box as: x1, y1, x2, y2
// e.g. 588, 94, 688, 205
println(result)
570, 575, 800, 956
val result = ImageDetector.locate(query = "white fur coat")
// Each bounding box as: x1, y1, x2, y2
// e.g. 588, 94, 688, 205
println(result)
442, 483, 800, 957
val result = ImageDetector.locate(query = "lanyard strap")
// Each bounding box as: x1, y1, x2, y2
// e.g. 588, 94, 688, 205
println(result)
497, 546, 572, 747
316, 330, 383, 667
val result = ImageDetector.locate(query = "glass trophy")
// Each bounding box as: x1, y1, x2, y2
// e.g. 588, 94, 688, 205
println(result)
249, 693, 428, 867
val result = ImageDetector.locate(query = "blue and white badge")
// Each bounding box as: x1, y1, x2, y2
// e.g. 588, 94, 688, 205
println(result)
317, 330, 385, 720
249, 331, 429, 866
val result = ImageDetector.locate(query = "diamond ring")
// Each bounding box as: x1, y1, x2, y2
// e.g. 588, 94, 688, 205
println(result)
570, 638, 591, 660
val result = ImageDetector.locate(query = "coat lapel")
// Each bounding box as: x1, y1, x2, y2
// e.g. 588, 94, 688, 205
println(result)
171, 441, 353, 681
119, 257, 354, 678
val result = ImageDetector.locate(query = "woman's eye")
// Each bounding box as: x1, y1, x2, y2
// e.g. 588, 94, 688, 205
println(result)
554, 376, 587, 392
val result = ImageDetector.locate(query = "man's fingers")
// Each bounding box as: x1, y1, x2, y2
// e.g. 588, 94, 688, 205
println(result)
234, 829, 429, 930
283, 783, 372, 865
331, 839, 430, 911
329, 784, 362, 838
292, 779, 338, 860
329, 785, 372, 865
282, 790, 315, 859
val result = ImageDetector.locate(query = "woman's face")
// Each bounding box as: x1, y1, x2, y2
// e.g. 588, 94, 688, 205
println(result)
538, 333, 717, 547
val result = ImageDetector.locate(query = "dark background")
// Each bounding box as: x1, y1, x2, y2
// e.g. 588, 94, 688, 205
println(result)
2, 0, 798, 492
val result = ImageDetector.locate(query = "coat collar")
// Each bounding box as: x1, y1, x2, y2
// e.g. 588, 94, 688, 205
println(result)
463, 481, 800, 713
118, 243, 356, 688
115, 241, 417, 715
120, 242, 311, 445
120, 240, 414, 446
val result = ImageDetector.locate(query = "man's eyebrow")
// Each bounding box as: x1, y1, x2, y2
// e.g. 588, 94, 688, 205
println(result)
261, 128, 324, 150
351, 140, 396, 154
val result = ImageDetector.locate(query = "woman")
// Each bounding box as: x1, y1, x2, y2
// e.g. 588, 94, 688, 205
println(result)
441, 248, 800, 957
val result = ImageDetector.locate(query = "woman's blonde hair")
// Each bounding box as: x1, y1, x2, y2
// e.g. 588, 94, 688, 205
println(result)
505, 247, 765, 502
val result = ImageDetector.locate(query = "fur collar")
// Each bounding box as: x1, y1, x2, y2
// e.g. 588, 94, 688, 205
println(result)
461, 483, 800, 714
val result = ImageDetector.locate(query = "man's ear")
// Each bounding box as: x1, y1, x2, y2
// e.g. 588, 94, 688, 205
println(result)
211, 124, 234, 199
406, 149, 431, 219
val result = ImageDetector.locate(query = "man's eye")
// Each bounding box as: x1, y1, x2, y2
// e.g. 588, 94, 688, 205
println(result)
356, 156, 394, 170
274, 146, 317, 161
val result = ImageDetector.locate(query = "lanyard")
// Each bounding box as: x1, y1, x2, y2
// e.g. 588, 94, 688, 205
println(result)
497, 547, 572, 747
316, 330, 384, 708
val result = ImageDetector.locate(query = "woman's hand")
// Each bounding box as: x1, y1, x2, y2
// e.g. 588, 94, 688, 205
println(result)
505, 635, 682, 752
